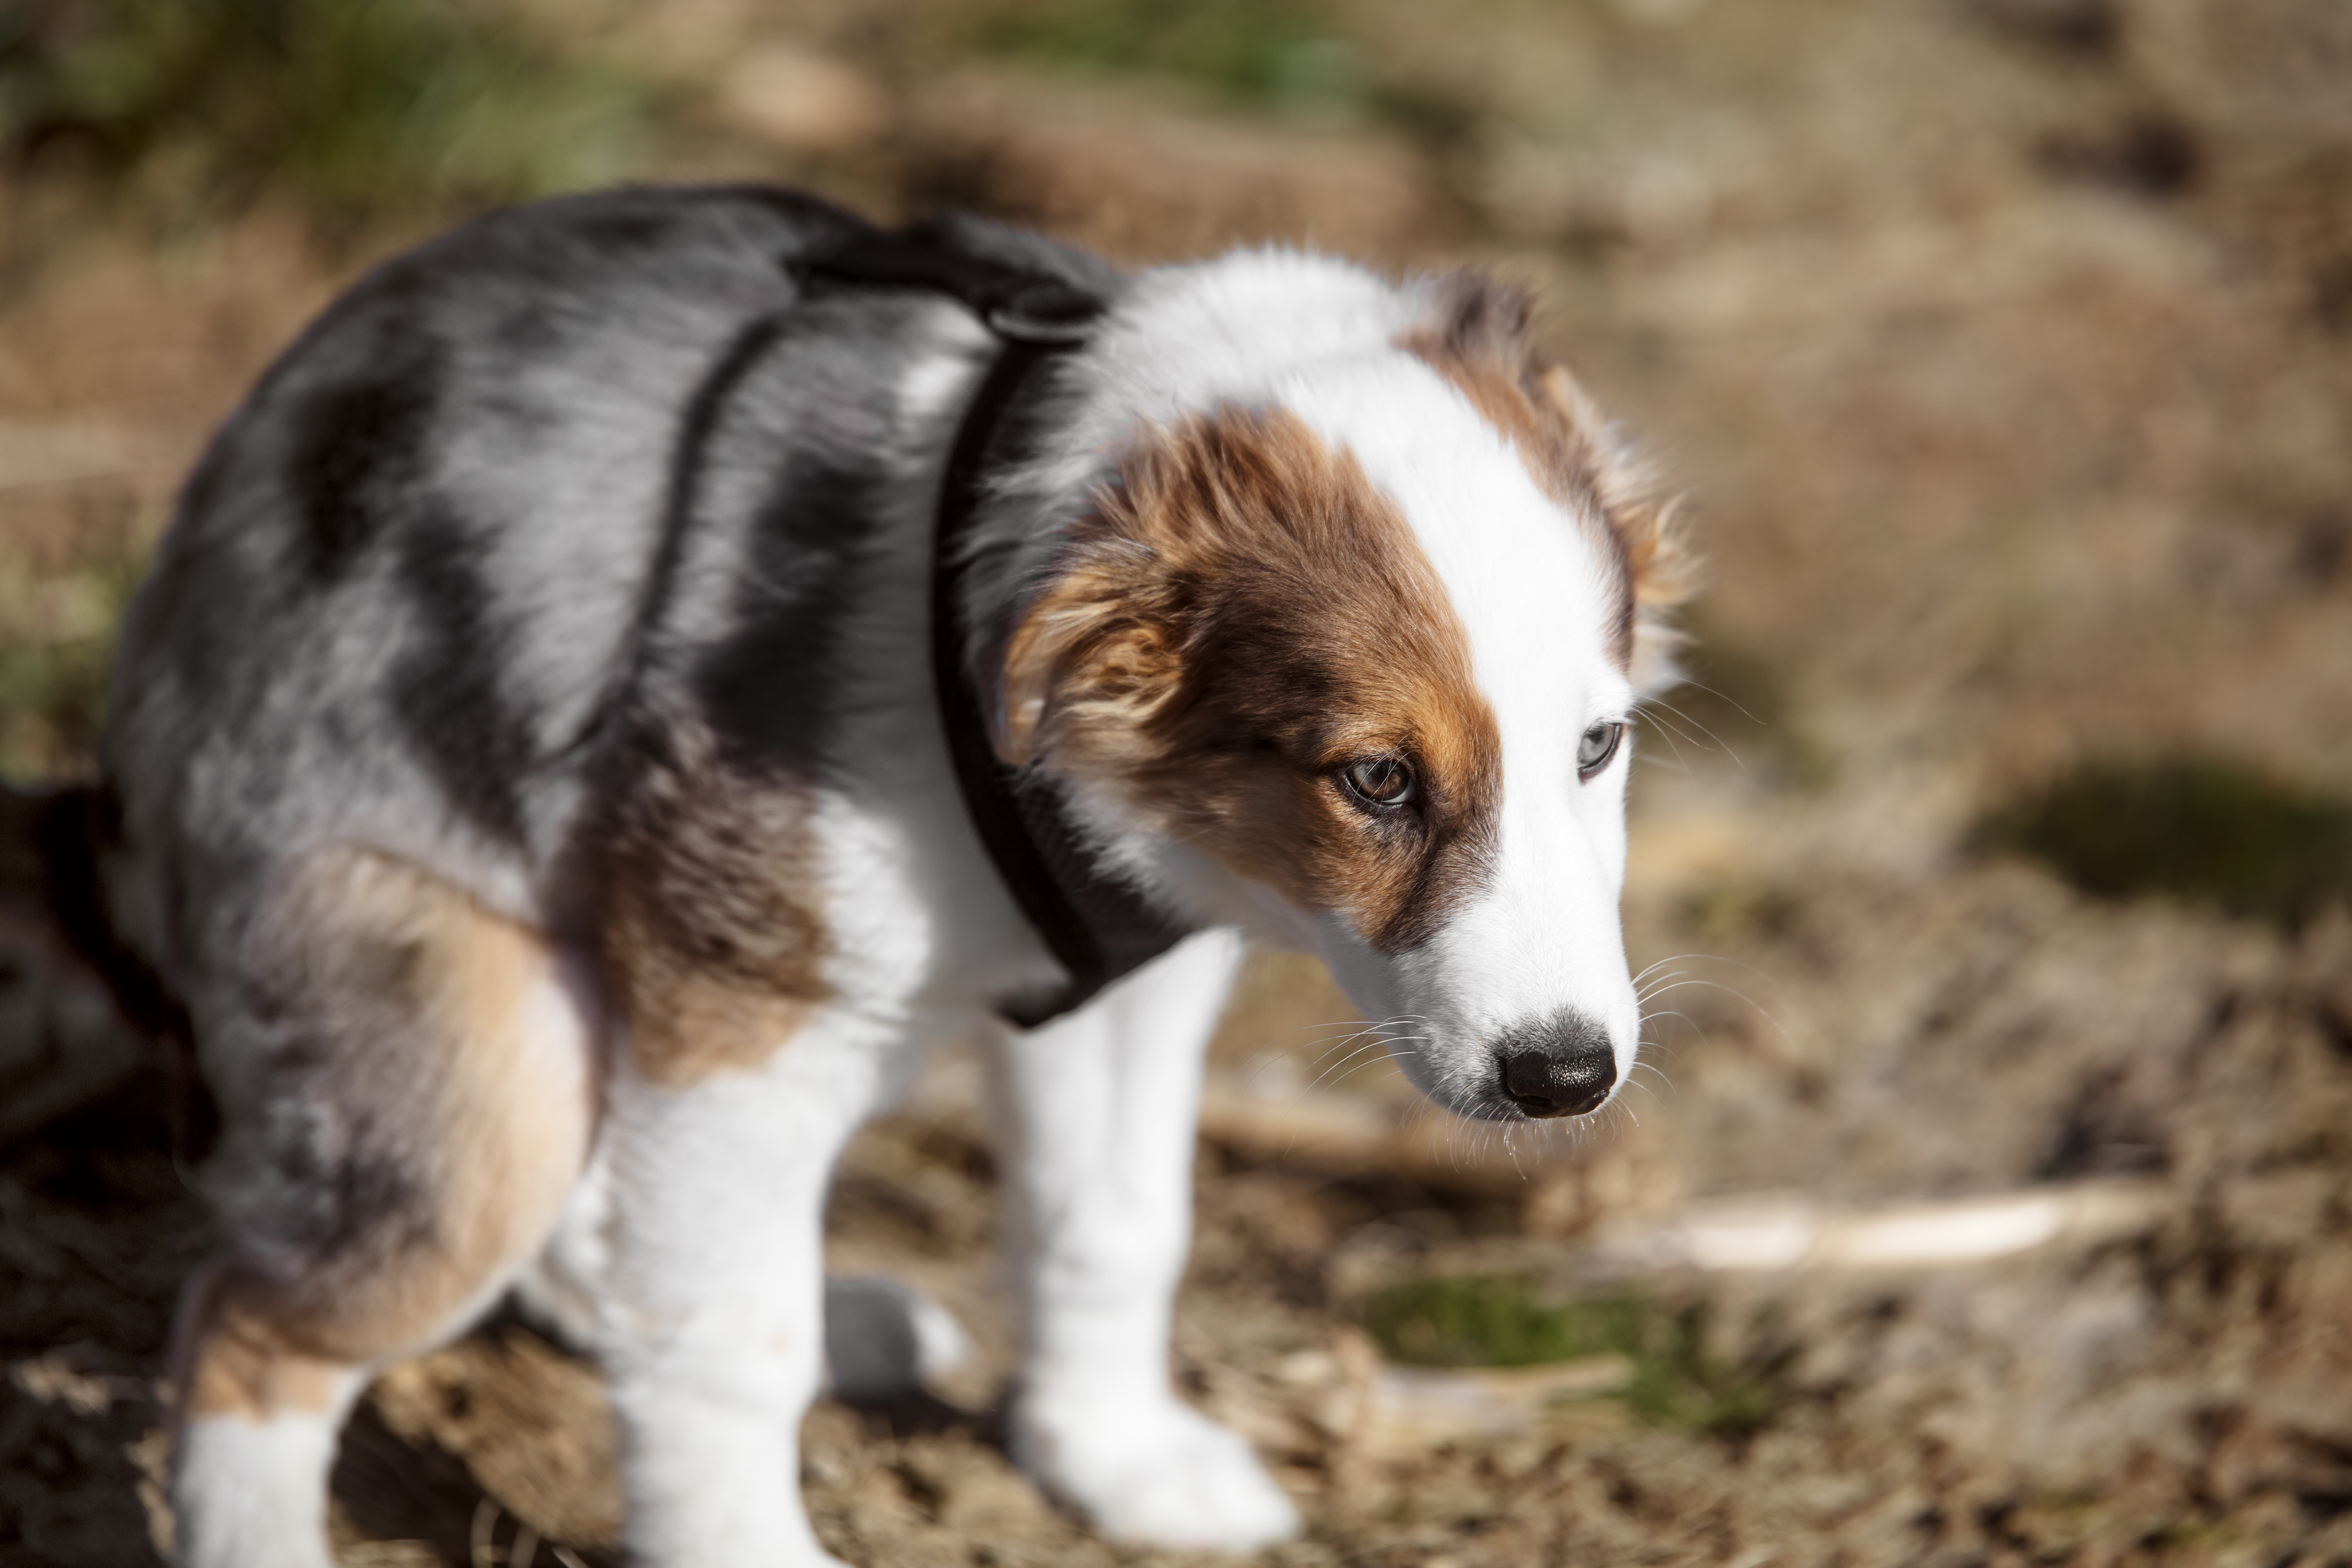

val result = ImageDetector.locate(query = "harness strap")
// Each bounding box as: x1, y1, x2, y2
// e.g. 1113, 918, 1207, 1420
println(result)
794, 223, 1191, 1028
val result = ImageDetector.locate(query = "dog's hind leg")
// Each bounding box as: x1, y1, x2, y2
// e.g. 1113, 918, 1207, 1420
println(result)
171, 849, 598, 1568
987, 927, 1303, 1550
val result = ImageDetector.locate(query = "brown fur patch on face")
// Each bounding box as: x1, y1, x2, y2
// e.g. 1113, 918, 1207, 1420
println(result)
1399, 271, 1692, 683
599, 715, 829, 1086
183, 848, 595, 1420
1001, 405, 1501, 951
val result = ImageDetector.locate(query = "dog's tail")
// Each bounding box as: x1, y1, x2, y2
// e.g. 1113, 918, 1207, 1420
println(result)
0, 780, 198, 1146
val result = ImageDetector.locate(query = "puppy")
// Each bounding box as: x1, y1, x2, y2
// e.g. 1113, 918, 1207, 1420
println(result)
94, 185, 1682, 1566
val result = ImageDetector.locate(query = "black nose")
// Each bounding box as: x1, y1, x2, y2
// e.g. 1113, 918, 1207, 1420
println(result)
1495, 1013, 1617, 1118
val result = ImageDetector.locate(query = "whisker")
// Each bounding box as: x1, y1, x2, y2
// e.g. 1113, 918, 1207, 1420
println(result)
1649, 978, 1792, 1048
1235, 1014, 1434, 1088
1662, 676, 1766, 726
1634, 950, 1731, 978
1636, 971, 1691, 1004
1308, 1038, 1428, 1092
1636, 704, 1712, 754
1631, 711, 1696, 774
1639, 693, 1754, 777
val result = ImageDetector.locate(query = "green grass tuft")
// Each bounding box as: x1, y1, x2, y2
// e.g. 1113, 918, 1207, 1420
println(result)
0, 556, 140, 783
976, 0, 1344, 106
970, 0, 1474, 139
1366, 1271, 1608, 1368
1363, 1274, 1786, 1436
1975, 756, 2352, 930
2, 0, 657, 229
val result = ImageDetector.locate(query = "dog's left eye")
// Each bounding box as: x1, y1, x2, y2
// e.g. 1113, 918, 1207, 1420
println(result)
1341, 757, 1416, 809
1577, 722, 1625, 780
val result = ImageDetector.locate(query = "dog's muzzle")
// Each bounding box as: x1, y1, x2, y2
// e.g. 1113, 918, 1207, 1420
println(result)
1493, 1011, 1617, 1118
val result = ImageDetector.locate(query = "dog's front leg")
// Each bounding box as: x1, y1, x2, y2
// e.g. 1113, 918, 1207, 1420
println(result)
987, 927, 1303, 1550
597, 1007, 902, 1568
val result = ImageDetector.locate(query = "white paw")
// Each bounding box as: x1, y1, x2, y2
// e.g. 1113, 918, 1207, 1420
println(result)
1014, 1392, 1302, 1552
175, 1414, 342, 1568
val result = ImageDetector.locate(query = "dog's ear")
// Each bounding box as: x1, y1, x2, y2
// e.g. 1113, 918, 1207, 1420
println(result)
1421, 270, 1543, 382
995, 406, 1345, 772
994, 419, 1217, 768
994, 529, 1181, 769
1405, 274, 1696, 691
1535, 365, 1695, 695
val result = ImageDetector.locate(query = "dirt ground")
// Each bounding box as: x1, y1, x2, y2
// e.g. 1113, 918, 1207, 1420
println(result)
4, 0, 2352, 1564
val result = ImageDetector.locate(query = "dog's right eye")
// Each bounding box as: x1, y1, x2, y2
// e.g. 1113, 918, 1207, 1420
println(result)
1341, 757, 1416, 809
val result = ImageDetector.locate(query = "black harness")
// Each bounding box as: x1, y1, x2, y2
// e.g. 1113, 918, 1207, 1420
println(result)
794, 224, 1191, 1028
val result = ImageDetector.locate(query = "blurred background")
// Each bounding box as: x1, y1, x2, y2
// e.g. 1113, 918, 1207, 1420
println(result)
1, 0, 2349, 1563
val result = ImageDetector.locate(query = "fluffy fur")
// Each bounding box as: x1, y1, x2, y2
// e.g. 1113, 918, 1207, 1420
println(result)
96, 186, 1684, 1566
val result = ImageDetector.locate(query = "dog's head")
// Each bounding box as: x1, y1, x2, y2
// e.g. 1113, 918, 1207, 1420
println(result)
996, 268, 1687, 1122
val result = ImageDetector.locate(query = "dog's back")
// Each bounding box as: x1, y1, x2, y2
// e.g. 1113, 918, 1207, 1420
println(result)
104, 188, 851, 985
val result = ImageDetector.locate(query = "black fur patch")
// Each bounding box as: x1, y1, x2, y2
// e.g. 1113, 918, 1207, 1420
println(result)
389, 513, 532, 845
692, 448, 877, 769
490, 301, 567, 358
236, 1093, 434, 1263
567, 208, 681, 253
246, 1027, 431, 1263
287, 328, 445, 581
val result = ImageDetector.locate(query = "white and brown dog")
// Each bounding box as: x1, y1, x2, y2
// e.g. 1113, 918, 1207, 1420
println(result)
91, 186, 1683, 1565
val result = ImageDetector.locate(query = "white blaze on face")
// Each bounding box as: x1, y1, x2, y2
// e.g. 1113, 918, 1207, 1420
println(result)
1286, 357, 1641, 1118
